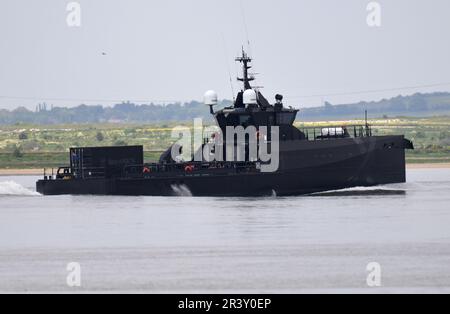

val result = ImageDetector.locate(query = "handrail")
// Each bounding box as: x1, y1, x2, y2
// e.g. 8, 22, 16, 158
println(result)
123, 161, 259, 178
298, 124, 371, 141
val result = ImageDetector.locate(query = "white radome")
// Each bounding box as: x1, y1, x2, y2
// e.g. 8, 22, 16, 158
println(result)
204, 90, 218, 106
243, 89, 257, 105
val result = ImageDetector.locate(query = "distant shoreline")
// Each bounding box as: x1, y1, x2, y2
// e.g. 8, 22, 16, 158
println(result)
1, 163, 450, 176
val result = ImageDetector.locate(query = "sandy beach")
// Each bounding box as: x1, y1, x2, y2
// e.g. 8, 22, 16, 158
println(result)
0, 169, 43, 176
0, 163, 449, 176
406, 163, 450, 169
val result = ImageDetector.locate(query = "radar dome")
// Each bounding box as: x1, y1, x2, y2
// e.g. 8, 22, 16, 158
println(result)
204, 90, 218, 106
243, 89, 257, 105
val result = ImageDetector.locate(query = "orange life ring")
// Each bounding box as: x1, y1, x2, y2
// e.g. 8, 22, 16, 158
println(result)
184, 165, 194, 172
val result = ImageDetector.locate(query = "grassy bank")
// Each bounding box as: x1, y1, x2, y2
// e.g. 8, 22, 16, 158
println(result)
0, 151, 164, 169
0, 117, 448, 169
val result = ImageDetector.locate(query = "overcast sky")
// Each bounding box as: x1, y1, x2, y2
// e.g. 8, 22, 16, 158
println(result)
1, 0, 450, 110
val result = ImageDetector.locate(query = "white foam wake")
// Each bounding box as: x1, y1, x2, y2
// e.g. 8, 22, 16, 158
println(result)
0, 181, 40, 196
171, 184, 193, 197
310, 185, 405, 196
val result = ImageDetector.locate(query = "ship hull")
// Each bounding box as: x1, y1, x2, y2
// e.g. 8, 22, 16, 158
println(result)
36, 135, 408, 197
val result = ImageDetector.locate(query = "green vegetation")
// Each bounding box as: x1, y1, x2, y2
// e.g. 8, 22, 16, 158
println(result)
12, 145, 23, 158
0, 101, 229, 125
0, 117, 449, 169
1, 92, 450, 125
297, 116, 450, 164
301, 92, 450, 120
0, 123, 189, 169
96, 131, 104, 142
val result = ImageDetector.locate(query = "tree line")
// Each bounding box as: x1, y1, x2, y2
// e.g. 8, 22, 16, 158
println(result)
1, 92, 450, 125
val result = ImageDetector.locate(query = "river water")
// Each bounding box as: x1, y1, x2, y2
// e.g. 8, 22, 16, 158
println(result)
0, 169, 449, 293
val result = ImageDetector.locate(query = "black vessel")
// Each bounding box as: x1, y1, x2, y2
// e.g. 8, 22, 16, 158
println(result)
36, 51, 414, 196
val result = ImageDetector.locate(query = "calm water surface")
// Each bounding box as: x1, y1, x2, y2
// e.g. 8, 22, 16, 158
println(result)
0, 169, 449, 293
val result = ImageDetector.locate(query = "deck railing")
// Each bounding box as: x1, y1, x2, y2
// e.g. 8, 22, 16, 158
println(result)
123, 161, 259, 178
299, 124, 372, 141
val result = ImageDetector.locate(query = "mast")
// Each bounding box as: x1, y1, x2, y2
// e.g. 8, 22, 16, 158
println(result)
236, 48, 255, 90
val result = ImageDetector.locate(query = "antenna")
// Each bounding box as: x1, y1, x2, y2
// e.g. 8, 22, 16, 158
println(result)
221, 34, 235, 101
239, 0, 252, 55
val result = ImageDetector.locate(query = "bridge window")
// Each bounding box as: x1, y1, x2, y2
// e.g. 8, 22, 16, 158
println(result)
276, 112, 296, 125
239, 115, 252, 126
